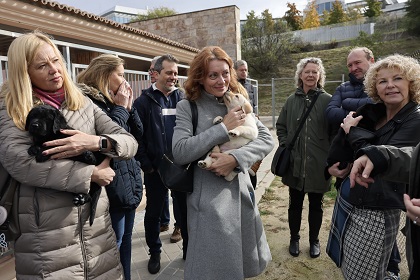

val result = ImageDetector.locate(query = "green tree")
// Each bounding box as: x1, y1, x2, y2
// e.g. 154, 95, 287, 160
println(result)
283, 2, 302, 31
321, 10, 330, 26
363, 0, 382, 18
302, 0, 320, 29
404, 0, 420, 36
351, 31, 387, 57
131, 7, 177, 21
241, 10, 299, 77
328, 0, 348, 24
347, 6, 364, 22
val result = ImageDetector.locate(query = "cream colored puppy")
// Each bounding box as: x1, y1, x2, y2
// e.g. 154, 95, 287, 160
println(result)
198, 91, 258, 181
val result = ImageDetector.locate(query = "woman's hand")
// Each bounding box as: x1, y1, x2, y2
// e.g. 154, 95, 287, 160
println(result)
349, 154, 375, 188
222, 106, 246, 131
328, 162, 351, 178
112, 80, 133, 111
91, 157, 115, 186
42, 129, 100, 159
208, 153, 238, 177
340, 111, 363, 134
404, 194, 420, 226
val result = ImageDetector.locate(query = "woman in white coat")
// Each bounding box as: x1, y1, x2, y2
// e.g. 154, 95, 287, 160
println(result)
172, 46, 274, 280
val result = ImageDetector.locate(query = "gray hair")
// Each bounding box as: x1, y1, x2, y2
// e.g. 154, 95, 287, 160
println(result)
234, 60, 248, 70
294, 57, 326, 88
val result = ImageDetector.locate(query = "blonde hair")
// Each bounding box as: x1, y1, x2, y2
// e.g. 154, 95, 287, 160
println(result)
0, 30, 85, 130
364, 54, 420, 103
184, 46, 246, 101
77, 54, 125, 102
294, 57, 326, 89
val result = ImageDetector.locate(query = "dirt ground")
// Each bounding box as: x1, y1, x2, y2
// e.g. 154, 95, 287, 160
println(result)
250, 176, 411, 280
250, 177, 344, 280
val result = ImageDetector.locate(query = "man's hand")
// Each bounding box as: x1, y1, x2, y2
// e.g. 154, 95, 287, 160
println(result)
349, 155, 375, 188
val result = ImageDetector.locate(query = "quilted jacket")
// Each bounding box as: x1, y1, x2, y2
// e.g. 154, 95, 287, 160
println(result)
0, 96, 138, 279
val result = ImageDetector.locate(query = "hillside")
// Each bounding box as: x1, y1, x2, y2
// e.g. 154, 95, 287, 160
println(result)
257, 36, 420, 116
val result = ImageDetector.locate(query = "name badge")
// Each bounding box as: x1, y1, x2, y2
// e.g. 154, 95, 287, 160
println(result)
162, 108, 176, 116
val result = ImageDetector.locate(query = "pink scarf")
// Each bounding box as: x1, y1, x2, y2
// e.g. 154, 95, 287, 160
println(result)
33, 87, 66, 109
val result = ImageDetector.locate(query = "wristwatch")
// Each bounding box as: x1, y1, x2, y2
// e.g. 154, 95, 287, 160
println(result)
99, 136, 108, 151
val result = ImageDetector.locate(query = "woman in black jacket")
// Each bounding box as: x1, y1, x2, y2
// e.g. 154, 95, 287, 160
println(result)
77, 54, 143, 280
328, 54, 420, 279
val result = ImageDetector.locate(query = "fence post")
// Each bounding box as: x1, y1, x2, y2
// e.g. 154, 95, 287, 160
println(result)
272, 78, 276, 129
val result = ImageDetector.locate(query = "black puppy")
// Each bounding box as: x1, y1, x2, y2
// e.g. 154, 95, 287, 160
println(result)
25, 104, 104, 225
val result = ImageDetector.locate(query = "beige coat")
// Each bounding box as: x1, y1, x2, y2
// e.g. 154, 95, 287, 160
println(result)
0, 97, 138, 279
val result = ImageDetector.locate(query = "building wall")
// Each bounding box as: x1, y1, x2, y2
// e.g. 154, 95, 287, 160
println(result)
129, 6, 242, 60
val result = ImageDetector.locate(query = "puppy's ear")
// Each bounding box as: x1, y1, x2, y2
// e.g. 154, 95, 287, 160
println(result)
242, 101, 253, 114
52, 111, 66, 134
25, 110, 33, 131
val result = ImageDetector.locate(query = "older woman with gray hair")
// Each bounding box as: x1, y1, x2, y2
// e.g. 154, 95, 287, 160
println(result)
276, 57, 333, 259
334, 54, 420, 279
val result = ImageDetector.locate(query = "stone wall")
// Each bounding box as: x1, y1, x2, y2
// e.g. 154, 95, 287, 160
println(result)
129, 5, 241, 61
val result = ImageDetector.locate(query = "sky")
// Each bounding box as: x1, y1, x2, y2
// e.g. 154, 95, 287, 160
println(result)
56, 0, 310, 20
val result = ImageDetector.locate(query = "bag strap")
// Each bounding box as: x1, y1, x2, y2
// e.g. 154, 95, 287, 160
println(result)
288, 91, 320, 149
189, 101, 198, 135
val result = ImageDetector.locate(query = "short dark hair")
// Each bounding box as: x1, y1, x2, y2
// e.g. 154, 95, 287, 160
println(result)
154, 54, 179, 73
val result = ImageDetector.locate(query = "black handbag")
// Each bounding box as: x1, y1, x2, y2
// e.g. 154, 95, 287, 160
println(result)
0, 163, 21, 248
158, 101, 197, 193
271, 91, 320, 176
270, 146, 291, 177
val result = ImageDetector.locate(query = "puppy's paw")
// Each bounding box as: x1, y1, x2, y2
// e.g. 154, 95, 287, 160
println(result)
28, 145, 40, 156
228, 129, 240, 137
83, 151, 97, 165
213, 116, 223, 125
224, 172, 237, 181
197, 160, 208, 169
35, 153, 50, 162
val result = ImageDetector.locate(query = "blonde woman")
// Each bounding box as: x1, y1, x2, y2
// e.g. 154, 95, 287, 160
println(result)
0, 31, 137, 279
276, 57, 333, 258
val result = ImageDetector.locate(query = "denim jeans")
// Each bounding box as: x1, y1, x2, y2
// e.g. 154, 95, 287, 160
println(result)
110, 208, 136, 280
160, 192, 170, 226
144, 172, 169, 253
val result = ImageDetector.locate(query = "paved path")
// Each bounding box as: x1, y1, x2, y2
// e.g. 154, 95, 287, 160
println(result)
131, 116, 278, 280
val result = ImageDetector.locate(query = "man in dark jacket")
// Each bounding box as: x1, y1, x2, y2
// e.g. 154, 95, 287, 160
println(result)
326, 47, 402, 280
133, 54, 187, 274
145, 56, 178, 241
234, 59, 260, 189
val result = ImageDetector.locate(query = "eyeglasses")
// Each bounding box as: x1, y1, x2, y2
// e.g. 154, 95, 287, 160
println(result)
148, 68, 155, 74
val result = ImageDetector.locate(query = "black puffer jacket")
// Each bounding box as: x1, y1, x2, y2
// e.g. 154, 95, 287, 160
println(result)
325, 73, 373, 128
330, 101, 420, 209
79, 84, 143, 211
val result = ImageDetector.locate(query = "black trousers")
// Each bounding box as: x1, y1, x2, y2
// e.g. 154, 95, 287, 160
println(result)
288, 187, 324, 243
172, 190, 189, 259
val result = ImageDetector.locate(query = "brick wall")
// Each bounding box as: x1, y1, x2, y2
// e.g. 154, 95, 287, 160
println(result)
129, 5, 241, 61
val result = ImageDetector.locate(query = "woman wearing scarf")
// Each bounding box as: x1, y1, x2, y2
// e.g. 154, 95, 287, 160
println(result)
0, 31, 137, 279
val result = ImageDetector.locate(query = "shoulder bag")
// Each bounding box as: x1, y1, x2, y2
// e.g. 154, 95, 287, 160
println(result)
271, 91, 320, 176
326, 176, 353, 267
0, 163, 21, 248
158, 101, 197, 193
